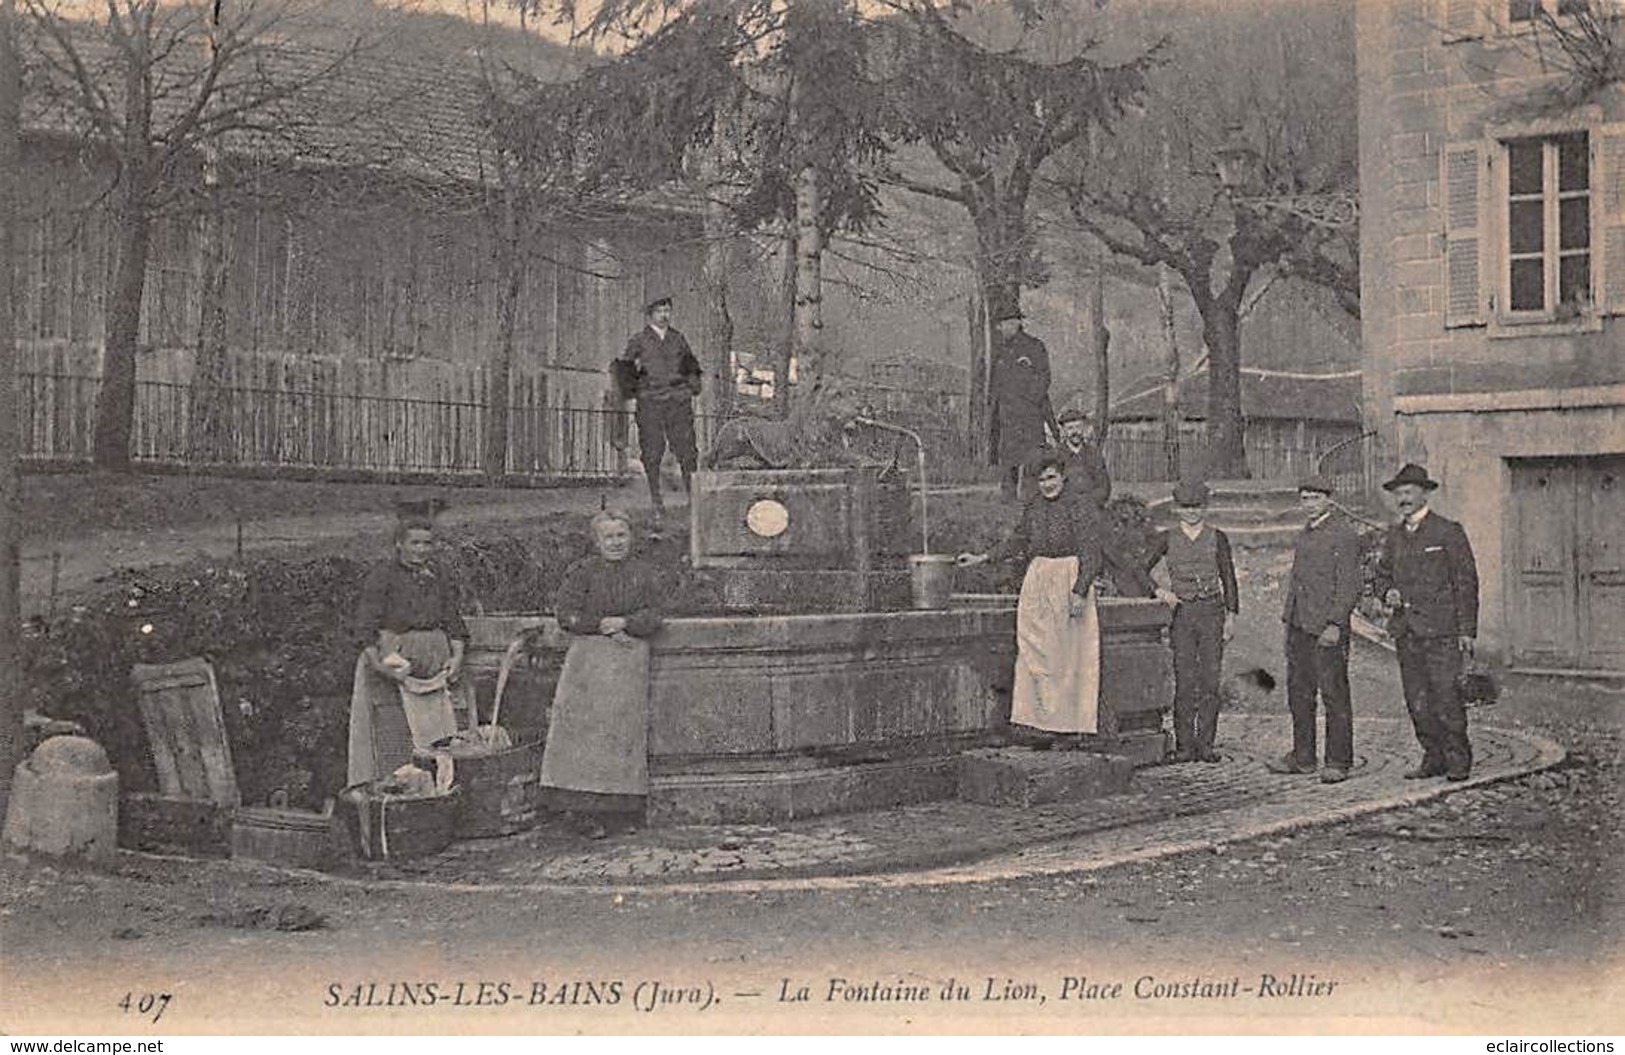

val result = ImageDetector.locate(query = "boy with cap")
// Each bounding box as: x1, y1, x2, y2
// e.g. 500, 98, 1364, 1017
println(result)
1271, 474, 1362, 783
1151, 479, 1239, 763
1373, 463, 1479, 781
618, 296, 703, 532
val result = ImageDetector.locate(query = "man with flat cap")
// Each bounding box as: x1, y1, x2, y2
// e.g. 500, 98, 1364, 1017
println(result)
989, 302, 1058, 500
1054, 406, 1112, 511
617, 296, 703, 532
1269, 474, 1362, 783
1372, 463, 1480, 781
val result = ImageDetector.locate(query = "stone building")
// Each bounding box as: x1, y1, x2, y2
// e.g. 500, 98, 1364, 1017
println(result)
1357, 0, 1624, 672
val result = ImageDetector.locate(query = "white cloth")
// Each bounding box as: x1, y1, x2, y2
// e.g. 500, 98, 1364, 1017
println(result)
1011, 555, 1100, 734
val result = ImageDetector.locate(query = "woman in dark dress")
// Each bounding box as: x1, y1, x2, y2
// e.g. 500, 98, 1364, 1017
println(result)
958, 454, 1105, 748
348, 503, 470, 786
539, 508, 668, 838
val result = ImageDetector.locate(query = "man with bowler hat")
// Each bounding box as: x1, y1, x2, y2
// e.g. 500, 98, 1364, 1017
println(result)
989, 302, 1058, 500
1373, 463, 1479, 781
1151, 478, 1238, 763
1269, 473, 1362, 783
617, 296, 702, 532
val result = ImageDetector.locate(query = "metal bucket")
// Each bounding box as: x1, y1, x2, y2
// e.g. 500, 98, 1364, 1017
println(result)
908, 554, 956, 610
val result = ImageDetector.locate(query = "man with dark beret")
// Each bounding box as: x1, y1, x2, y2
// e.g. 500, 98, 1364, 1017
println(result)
617, 296, 702, 532
1269, 473, 1363, 783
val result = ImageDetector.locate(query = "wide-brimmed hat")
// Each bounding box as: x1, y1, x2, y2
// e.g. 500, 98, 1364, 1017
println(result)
1297, 473, 1335, 496
1172, 478, 1209, 507
990, 301, 1024, 323
1382, 463, 1439, 492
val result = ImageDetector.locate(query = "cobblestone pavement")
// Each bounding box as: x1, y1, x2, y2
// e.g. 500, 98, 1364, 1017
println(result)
311, 714, 1561, 893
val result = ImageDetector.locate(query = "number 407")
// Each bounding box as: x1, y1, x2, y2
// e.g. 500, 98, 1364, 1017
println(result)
118, 992, 172, 1023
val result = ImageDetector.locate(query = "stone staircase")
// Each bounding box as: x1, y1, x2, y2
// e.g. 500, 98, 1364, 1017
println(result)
1144, 478, 1304, 549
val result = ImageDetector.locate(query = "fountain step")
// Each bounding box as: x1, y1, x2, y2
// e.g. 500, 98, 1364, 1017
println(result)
648, 755, 959, 826
956, 749, 1134, 808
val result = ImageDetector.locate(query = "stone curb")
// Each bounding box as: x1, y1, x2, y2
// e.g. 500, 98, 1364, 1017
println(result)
125, 722, 1566, 898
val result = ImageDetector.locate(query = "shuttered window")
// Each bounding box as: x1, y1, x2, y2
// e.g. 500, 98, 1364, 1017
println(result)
1446, 124, 1625, 329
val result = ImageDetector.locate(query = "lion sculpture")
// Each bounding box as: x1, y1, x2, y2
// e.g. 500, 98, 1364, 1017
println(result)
708, 375, 904, 472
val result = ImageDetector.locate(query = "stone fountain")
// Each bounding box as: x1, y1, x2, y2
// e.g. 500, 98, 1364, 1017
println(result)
464, 433, 1172, 825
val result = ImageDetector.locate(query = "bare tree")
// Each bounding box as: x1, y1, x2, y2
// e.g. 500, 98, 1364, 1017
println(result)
21, 0, 371, 470
1053, 0, 1357, 478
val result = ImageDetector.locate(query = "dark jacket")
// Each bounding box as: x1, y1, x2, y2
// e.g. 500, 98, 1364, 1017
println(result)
620, 325, 701, 401
1056, 440, 1112, 509
1149, 526, 1239, 614
1373, 510, 1479, 639
991, 329, 1055, 463
986, 489, 1104, 591
1282, 513, 1363, 634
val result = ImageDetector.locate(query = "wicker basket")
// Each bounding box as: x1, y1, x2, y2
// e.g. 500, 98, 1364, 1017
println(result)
339, 785, 461, 861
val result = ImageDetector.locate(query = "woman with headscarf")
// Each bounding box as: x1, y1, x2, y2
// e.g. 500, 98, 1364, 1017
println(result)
539, 508, 668, 838
957, 453, 1105, 748
348, 501, 471, 787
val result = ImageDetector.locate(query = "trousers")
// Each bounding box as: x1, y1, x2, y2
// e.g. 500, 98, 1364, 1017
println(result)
1395, 633, 1472, 776
635, 395, 697, 486
1284, 624, 1353, 769
1171, 598, 1226, 754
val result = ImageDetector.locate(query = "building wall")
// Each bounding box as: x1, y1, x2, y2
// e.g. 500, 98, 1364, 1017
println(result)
1357, 0, 1625, 667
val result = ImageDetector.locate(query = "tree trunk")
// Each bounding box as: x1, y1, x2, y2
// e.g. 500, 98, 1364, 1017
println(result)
484, 184, 520, 479
790, 162, 823, 410
1090, 242, 1110, 441
1199, 302, 1247, 479
966, 292, 990, 466
94, 177, 151, 472
700, 187, 734, 423
0, 0, 24, 817
189, 177, 231, 465
1157, 264, 1181, 480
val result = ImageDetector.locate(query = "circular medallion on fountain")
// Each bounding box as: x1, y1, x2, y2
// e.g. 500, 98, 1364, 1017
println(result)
745, 498, 790, 538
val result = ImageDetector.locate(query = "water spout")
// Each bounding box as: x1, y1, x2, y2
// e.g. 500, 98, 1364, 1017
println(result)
849, 417, 931, 555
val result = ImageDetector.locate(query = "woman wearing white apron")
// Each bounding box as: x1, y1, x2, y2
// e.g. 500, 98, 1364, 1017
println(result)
959, 454, 1105, 749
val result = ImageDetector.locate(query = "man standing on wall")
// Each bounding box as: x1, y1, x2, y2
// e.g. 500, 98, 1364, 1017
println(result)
1269, 473, 1363, 784
989, 303, 1058, 501
1373, 463, 1480, 782
618, 296, 702, 533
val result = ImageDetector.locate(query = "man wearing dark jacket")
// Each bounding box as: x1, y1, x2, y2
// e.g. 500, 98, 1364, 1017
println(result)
1270, 474, 1364, 783
1372, 463, 1480, 781
989, 303, 1058, 500
618, 296, 702, 531
1053, 407, 1112, 511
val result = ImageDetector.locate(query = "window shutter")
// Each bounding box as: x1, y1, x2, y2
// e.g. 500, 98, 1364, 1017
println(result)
1443, 141, 1487, 328
1442, 0, 1485, 40
1596, 123, 1625, 317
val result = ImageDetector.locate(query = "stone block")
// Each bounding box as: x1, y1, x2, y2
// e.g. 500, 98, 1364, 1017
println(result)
4, 737, 121, 865
648, 757, 956, 826
956, 749, 1134, 808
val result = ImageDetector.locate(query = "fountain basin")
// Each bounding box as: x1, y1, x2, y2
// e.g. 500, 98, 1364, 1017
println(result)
464, 597, 1170, 825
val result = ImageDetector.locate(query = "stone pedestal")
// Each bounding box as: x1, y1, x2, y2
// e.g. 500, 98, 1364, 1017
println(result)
3, 736, 120, 865
956, 748, 1134, 808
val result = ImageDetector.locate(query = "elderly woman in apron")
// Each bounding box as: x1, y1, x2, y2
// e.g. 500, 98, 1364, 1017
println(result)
348, 505, 471, 787
540, 508, 667, 838
958, 454, 1105, 749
